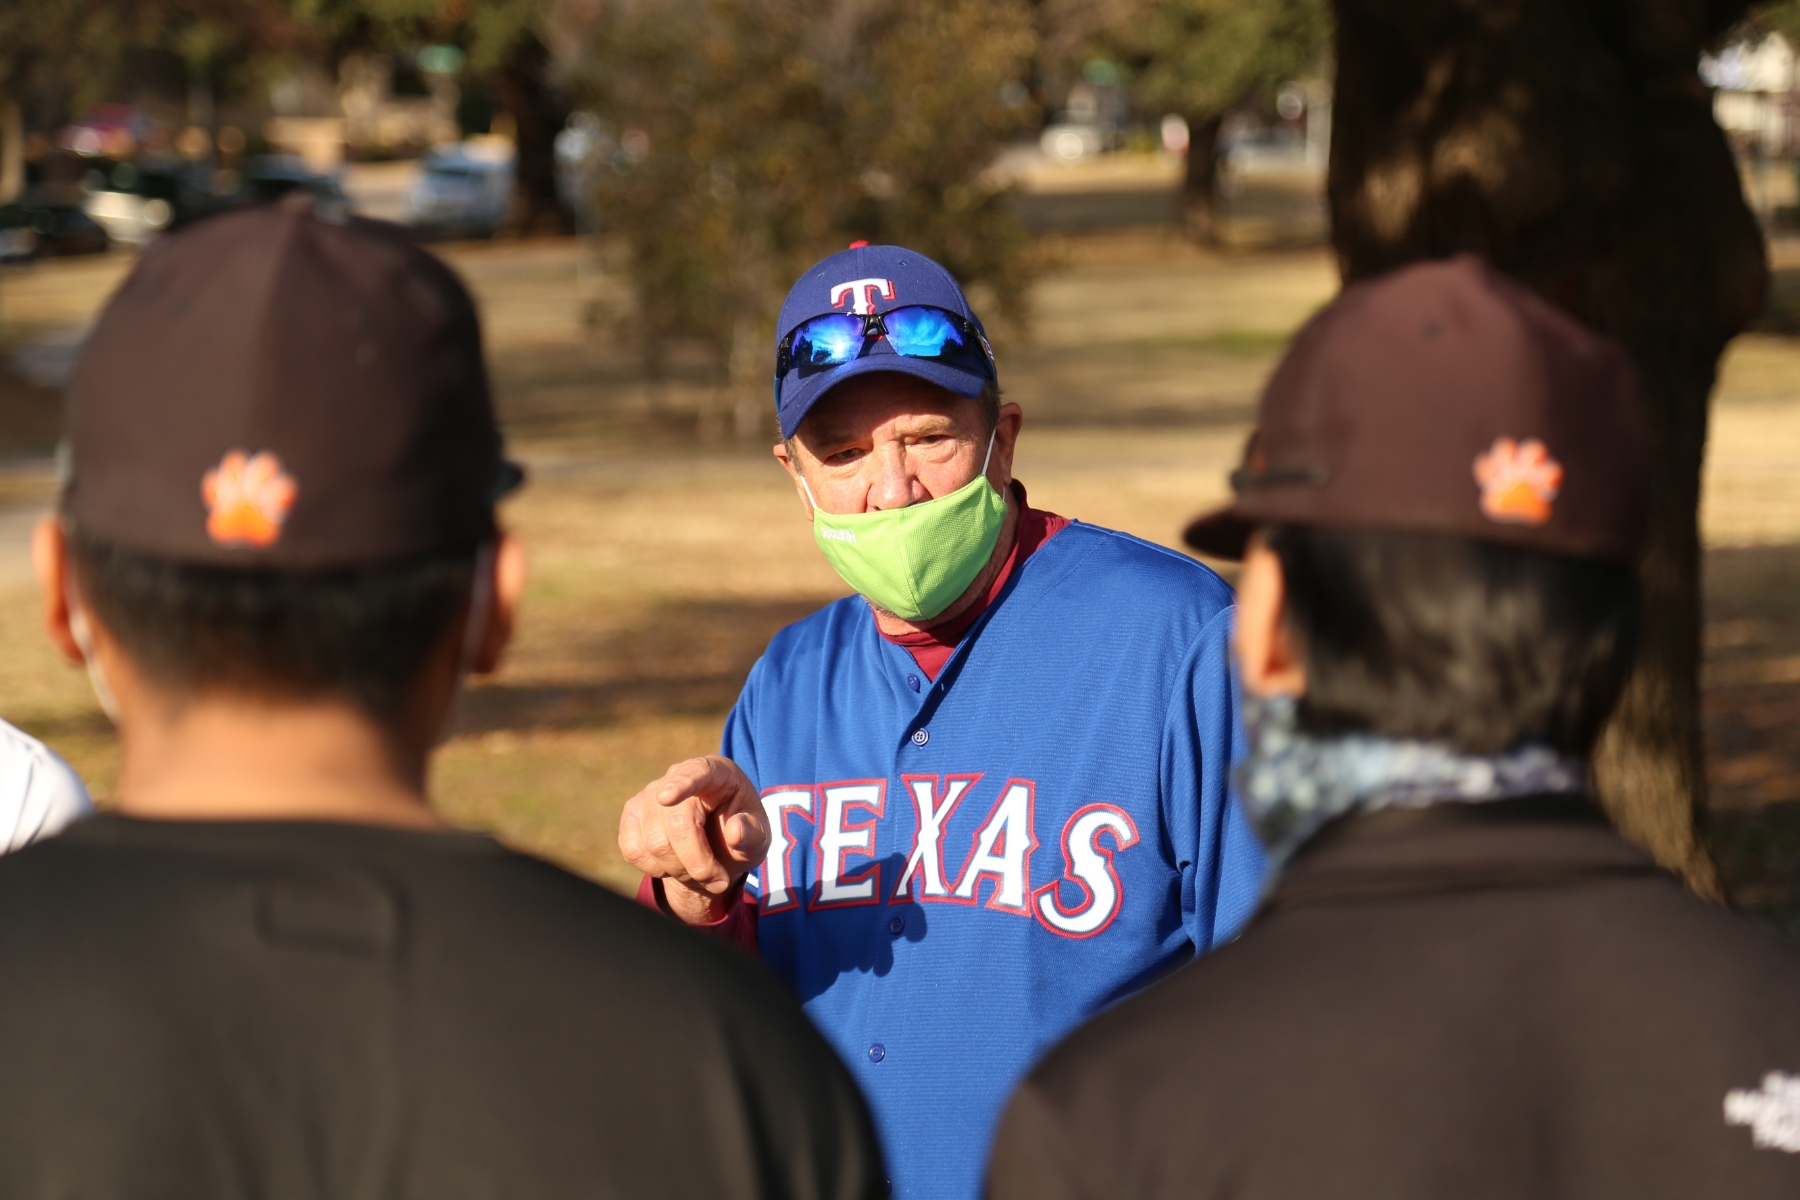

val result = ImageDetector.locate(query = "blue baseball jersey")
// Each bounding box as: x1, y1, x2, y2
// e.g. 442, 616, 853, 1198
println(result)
722, 520, 1267, 1200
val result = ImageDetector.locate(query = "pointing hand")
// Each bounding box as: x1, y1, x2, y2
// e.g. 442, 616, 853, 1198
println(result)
618, 755, 771, 924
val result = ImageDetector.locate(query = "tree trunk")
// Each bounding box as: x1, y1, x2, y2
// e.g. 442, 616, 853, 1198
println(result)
1180, 112, 1225, 244
1328, 0, 1767, 898
493, 33, 574, 236
0, 99, 22, 204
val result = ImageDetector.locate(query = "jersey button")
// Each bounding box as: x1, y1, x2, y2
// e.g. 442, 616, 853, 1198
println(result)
910, 728, 929, 747
906, 673, 921, 692
867, 1043, 886, 1063
888, 914, 905, 935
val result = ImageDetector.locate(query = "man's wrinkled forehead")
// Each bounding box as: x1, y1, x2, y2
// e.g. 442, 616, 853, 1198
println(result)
796, 372, 975, 444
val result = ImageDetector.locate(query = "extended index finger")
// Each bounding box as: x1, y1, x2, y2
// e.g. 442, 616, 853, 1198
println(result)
650, 755, 751, 814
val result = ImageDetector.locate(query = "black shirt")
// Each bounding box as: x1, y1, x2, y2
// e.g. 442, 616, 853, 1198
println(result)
989, 797, 1800, 1200
0, 815, 883, 1199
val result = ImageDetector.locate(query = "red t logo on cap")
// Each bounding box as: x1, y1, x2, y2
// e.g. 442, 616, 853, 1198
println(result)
830, 277, 896, 315
203, 450, 298, 548
1474, 437, 1563, 527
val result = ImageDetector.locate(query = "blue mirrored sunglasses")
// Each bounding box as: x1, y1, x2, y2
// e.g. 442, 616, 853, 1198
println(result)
775, 304, 996, 383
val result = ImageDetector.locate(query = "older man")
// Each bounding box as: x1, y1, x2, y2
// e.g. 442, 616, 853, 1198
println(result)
620, 244, 1265, 1200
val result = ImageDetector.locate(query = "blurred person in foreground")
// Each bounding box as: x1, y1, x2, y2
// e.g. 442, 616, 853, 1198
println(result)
0, 718, 91, 852
0, 198, 882, 1199
618, 243, 1266, 1200
986, 256, 1800, 1200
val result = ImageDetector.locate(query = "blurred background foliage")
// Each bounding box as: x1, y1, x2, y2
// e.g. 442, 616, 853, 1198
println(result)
0, 0, 569, 230
1109, 0, 1332, 240
560, 0, 1040, 417
557, 0, 1329, 412
0, 0, 299, 117
3, 0, 1335, 313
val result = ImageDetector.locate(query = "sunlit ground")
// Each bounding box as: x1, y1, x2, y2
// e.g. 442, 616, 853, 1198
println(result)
1, 220, 1796, 933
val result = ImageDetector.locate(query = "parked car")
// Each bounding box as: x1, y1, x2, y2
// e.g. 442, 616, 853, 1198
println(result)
1216, 124, 1314, 195
0, 201, 110, 263
80, 160, 217, 244
82, 155, 348, 245
233, 155, 350, 208
1039, 122, 1107, 162
408, 145, 514, 238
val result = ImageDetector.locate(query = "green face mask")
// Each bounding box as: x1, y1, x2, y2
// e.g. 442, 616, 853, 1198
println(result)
804, 431, 1008, 621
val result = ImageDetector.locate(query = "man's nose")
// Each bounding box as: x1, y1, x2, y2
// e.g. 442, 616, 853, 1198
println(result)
865, 448, 918, 512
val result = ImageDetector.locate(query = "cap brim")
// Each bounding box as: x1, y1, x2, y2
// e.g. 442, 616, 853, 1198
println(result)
1182, 504, 1254, 560
492, 459, 526, 502
777, 352, 989, 439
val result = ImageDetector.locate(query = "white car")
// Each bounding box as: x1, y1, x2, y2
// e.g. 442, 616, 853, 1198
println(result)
408, 146, 514, 238
80, 162, 189, 244
1039, 122, 1107, 162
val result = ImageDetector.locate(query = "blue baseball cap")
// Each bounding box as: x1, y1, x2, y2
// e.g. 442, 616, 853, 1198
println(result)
773, 243, 995, 439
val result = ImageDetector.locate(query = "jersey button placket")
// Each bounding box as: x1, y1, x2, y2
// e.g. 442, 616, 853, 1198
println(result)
885, 713, 925, 1079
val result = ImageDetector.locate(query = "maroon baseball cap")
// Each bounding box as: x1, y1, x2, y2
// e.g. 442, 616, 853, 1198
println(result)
62, 195, 520, 569
1184, 255, 1648, 564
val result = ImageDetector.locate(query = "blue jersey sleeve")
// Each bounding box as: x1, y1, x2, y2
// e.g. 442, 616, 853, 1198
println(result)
720, 659, 763, 788
1160, 606, 1266, 950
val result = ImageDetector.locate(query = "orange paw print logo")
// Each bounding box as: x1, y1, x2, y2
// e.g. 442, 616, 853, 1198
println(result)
202, 450, 298, 548
1473, 436, 1563, 527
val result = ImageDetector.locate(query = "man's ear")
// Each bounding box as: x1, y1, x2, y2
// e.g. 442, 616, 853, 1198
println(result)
988, 401, 1024, 491
32, 518, 85, 665
470, 533, 526, 676
1232, 537, 1307, 699
771, 440, 815, 519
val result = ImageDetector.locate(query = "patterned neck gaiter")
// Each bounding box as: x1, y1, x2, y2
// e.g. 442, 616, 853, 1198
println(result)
1233, 695, 1588, 877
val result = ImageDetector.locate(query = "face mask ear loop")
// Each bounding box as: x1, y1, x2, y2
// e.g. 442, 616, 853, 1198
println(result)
65, 571, 121, 725
980, 425, 997, 477
434, 541, 497, 748
456, 541, 497, 678
799, 475, 821, 517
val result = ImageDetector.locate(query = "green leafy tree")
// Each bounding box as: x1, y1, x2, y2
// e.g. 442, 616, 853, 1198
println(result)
0, 0, 300, 145
0, 0, 575, 232
1111, 0, 1333, 242
562, 0, 846, 421
838, 0, 1042, 324
562, 0, 1040, 432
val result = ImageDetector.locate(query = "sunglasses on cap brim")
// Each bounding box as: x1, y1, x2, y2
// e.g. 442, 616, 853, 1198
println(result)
775, 305, 997, 384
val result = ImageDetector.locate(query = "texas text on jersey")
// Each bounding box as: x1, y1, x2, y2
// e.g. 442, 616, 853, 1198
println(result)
758, 775, 1139, 939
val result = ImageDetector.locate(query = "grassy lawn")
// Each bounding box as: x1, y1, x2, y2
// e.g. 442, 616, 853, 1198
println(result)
2, 229, 1796, 930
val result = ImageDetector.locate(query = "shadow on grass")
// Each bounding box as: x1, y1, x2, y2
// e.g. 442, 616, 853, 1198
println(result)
1702, 542, 1800, 935
1758, 263, 1800, 335
452, 595, 837, 736
1708, 800, 1800, 938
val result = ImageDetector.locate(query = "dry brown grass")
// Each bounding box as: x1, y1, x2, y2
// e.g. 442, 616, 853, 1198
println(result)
2, 231, 1797, 929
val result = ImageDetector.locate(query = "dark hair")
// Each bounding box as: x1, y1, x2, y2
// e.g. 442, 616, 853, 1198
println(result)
1265, 524, 1639, 757
71, 535, 477, 722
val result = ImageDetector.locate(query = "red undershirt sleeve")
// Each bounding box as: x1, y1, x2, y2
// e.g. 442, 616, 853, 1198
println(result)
635, 874, 760, 955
